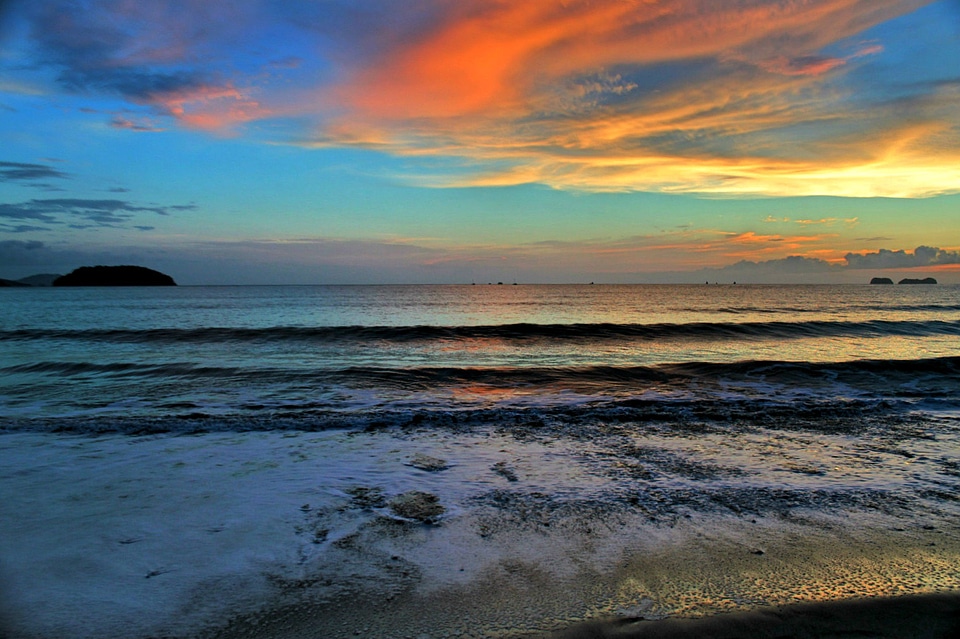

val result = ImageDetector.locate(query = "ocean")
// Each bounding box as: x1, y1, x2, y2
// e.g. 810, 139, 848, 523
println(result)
2, 284, 959, 638
3, 283, 960, 426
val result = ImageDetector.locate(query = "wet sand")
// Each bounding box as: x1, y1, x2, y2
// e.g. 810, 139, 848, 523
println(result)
3, 427, 959, 639
537, 593, 960, 638
206, 518, 960, 639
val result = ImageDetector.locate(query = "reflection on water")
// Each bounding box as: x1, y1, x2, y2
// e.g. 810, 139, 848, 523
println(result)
1, 284, 959, 419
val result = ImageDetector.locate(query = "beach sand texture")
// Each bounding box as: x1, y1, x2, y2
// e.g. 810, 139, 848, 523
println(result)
2, 427, 960, 639
538, 593, 960, 638
203, 490, 960, 639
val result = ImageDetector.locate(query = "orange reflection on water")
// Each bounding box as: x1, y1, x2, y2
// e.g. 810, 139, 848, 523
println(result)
436, 337, 508, 353
451, 384, 529, 401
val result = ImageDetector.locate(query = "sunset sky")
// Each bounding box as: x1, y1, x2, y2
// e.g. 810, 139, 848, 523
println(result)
1, 0, 959, 284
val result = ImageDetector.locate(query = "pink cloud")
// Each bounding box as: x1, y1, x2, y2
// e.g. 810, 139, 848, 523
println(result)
853, 44, 885, 57
762, 55, 847, 76
145, 83, 271, 130
760, 41, 884, 77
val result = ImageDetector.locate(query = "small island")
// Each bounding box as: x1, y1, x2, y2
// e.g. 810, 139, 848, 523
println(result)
53, 265, 177, 287
898, 277, 937, 285
870, 277, 894, 285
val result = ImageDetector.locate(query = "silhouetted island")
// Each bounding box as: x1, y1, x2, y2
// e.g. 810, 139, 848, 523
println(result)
870, 277, 894, 285
898, 277, 937, 285
53, 265, 177, 287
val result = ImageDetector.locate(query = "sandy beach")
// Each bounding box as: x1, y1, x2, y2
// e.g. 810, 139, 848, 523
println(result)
2, 424, 960, 639
202, 506, 960, 639
537, 593, 960, 638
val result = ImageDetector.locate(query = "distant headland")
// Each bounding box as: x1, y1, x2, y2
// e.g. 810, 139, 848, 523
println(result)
52, 265, 177, 287
0, 273, 60, 287
870, 276, 937, 285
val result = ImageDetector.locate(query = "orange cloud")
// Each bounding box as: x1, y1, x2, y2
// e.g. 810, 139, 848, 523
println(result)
307, 0, 957, 198
151, 84, 270, 131
761, 55, 847, 76
758, 39, 884, 77
50, 0, 951, 197
334, 0, 916, 120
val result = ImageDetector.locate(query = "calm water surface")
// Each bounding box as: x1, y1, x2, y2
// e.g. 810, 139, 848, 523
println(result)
1, 284, 958, 421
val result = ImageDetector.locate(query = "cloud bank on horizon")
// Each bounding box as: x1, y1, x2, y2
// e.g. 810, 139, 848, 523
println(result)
4, 0, 958, 198
3, 234, 958, 286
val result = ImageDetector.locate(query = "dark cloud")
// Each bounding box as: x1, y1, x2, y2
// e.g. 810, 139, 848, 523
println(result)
109, 116, 163, 132
706, 246, 960, 280
0, 198, 191, 230
854, 236, 894, 243
844, 246, 960, 269
0, 239, 48, 266
28, 1, 127, 67
3, 224, 49, 233
36, 183, 67, 192
0, 160, 68, 183
24, 1, 234, 118
268, 56, 303, 69
691, 246, 960, 284
718, 255, 836, 275
0, 239, 156, 279
61, 67, 213, 105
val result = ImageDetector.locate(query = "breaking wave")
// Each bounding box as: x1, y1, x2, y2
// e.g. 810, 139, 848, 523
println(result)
4, 319, 960, 344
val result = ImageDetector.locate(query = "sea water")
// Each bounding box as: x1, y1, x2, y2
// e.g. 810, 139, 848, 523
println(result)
2, 283, 960, 423
1, 284, 959, 638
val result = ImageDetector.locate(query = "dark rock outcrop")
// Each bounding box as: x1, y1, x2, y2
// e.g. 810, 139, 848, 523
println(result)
53, 265, 176, 287
898, 277, 937, 285
870, 277, 894, 285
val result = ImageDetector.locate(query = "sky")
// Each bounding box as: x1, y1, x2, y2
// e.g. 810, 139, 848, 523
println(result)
1, 0, 959, 284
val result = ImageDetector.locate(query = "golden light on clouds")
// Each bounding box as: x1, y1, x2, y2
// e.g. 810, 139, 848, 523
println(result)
307, 0, 958, 198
